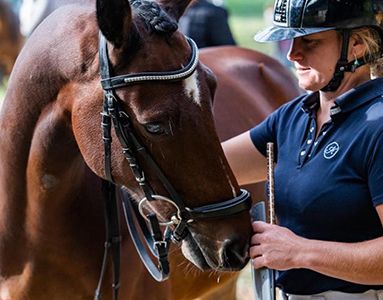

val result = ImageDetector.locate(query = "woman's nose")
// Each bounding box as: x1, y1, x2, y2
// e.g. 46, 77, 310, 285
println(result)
287, 39, 302, 62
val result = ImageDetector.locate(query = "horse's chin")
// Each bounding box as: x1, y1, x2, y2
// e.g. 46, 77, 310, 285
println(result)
181, 236, 211, 271
181, 233, 250, 272
181, 234, 243, 271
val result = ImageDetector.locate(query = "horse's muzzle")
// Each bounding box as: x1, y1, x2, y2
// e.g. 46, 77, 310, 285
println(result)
181, 233, 250, 272
218, 238, 249, 271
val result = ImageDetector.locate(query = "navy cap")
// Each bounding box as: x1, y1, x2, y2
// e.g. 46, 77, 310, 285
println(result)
254, 0, 383, 43
254, 26, 335, 42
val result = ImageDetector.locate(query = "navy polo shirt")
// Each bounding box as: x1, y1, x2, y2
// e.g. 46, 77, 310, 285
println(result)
250, 78, 383, 295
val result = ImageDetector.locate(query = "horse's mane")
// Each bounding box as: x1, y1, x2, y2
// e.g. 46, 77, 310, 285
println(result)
130, 0, 178, 34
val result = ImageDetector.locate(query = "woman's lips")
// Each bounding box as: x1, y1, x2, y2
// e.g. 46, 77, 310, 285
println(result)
296, 67, 310, 74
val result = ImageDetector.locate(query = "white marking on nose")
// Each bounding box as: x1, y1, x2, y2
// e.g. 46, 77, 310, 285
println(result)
183, 72, 201, 105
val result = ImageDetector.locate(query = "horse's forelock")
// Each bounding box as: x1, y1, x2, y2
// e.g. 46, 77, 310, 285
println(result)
130, 0, 178, 35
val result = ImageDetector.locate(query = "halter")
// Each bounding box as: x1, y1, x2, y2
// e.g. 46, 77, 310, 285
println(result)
95, 33, 252, 300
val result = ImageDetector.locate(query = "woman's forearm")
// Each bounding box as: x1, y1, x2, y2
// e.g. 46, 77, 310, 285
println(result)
298, 237, 383, 285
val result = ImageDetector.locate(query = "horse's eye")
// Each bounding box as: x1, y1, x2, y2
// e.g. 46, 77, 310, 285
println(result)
144, 123, 166, 135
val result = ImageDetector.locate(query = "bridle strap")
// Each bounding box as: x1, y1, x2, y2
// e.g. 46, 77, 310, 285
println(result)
94, 180, 121, 300
121, 188, 170, 281
111, 105, 186, 212
96, 32, 199, 296
100, 40, 199, 90
186, 189, 251, 219
96, 31, 252, 298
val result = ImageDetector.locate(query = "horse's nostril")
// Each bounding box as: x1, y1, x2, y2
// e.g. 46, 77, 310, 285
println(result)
221, 239, 248, 270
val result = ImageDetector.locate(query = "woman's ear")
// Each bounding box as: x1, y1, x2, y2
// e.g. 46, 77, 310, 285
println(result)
349, 34, 367, 59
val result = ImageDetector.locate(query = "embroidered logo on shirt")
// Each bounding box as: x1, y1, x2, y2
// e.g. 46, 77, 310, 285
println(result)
324, 142, 340, 159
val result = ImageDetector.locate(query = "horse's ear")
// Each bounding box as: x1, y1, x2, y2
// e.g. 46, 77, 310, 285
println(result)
96, 0, 132, 47
157, 0, 194, 22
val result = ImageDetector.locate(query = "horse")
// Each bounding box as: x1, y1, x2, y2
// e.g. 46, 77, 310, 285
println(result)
0, 0, 23, 82
0, 0, 256, 299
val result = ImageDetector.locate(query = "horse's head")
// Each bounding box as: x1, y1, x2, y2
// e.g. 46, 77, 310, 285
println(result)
71, 0, 252, 272
0, 0, 22, 81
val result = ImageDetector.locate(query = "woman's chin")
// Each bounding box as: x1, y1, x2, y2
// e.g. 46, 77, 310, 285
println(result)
298, 80, 321, 92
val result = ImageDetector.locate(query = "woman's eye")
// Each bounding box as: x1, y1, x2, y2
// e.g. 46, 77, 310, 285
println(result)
302, 38, 317, 46
144, 123, 166, 135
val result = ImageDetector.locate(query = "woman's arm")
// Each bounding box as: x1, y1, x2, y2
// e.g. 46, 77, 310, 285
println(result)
222, 130, 267, 186
250, 204, 383, 285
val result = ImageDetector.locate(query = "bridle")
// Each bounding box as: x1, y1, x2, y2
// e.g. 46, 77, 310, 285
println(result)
95, 33, 252, 300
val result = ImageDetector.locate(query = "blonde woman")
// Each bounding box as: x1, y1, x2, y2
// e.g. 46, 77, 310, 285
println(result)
224, 0, 383, 299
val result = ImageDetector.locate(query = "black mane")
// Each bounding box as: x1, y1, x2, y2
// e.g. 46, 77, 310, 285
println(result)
130, 0, 178, 34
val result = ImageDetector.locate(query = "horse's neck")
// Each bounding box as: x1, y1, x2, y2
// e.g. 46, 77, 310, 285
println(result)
1, 81, 106, 280
0, 7, 99, 234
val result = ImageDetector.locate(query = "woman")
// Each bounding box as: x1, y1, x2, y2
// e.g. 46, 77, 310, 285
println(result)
223, 0, 383, 299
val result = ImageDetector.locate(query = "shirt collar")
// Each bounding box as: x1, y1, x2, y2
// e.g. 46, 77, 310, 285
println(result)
301, 92, 319, 116
301, 78, 383, 118
334, 78, 383, 115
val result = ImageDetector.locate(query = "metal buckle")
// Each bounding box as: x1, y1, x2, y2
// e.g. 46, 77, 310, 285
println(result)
154, 240, 167, 248
138, 195, 182, 226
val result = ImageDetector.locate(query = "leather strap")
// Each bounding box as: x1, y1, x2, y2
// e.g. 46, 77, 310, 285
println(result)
121, 188, 170, 281
96, 31, 253, 297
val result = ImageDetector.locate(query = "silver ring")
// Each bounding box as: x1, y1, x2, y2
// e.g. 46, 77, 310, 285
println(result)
138, 195, 182, 226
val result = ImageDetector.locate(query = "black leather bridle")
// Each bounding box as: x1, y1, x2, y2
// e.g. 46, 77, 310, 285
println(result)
95, 33, 252, 300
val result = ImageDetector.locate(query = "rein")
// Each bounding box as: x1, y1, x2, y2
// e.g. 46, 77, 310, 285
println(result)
96, 33, 251, 300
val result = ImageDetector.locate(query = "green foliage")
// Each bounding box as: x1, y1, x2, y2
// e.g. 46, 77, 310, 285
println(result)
229, 16, 276, 53
225, 0, 275, 52
0, 86, 5, 102
226, 0, 273, 17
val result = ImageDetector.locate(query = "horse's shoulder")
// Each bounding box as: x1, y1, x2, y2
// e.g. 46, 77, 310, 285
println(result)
6, 3, 99, 113
17, 4, 97, 80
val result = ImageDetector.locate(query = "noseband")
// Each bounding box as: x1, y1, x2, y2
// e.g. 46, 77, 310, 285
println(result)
96, 33, 251, 300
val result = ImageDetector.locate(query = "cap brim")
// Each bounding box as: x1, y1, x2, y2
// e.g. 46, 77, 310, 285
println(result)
254, 26, 336, 42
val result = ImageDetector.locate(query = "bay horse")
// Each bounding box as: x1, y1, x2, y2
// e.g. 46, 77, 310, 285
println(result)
1, 1, 302, 300
0, 0, 23, 82
0, 0, 255, 299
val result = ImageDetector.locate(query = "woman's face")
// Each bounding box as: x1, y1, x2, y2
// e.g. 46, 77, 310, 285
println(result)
287, 30, 342, 91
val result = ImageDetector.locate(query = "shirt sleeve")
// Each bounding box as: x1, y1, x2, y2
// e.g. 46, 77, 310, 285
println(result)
249, 109, 279, 158
368, 130, 383, 207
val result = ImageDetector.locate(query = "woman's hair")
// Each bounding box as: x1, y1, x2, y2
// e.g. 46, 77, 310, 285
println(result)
351, 27, 383, 77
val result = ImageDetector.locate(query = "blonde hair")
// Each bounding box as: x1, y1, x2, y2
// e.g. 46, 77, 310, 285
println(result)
351, 27, 383, 77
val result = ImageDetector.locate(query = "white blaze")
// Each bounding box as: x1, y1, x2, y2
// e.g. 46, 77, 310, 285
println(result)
183, 72, 201, 105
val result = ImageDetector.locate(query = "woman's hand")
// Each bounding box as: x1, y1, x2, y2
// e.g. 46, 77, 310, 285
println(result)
249, 221, 307, 270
